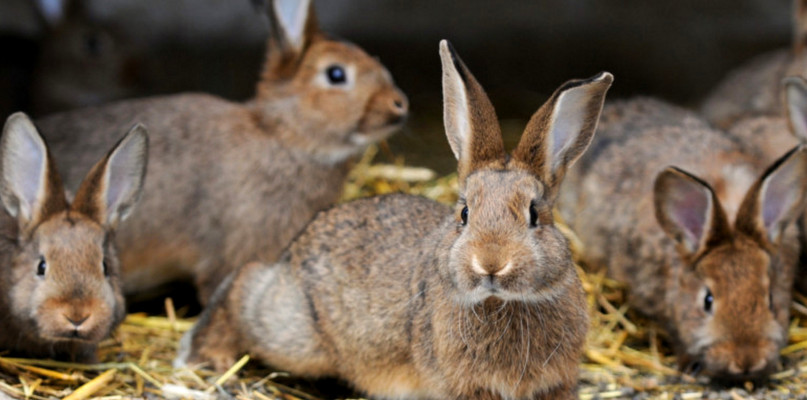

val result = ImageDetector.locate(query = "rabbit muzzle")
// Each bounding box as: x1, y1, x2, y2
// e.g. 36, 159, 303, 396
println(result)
36, 297, 113, 343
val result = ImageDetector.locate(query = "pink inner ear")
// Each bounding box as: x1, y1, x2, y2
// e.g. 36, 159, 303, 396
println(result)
666, 178, 710, 246
761, 158, 801, 231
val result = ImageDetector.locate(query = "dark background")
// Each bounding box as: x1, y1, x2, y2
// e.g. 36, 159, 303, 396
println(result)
0, 0, 795, 172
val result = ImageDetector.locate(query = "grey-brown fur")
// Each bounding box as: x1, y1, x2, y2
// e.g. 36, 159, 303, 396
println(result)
0, 112, 146, 362
701, 0, 807, 128
33, 0, 408, 302
559, 98, 807, 379
176, 41, 612, 399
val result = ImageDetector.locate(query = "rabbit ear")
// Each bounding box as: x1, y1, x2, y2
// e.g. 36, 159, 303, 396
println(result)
0, 112, 67, 228
736, 145, 807, 244
34, 0, 70, 26
784, 76, 807, 141
73, 124, 148, 229
654, 167, 731, 258
263, 0, 319, 79
439, 40, 505, 181
794, 0, 807, 56
512, 72, 612, 199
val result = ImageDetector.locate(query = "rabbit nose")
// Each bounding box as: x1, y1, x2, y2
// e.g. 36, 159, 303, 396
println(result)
390, 90, 409, 116
471, 255, 512, 276
727, 357, 767, 376
65, 314, 90, 328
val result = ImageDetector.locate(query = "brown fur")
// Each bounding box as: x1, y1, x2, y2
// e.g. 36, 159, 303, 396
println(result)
34, 0, 408, 303
701, 0, 807, 128
559, 98, 807, 380
0, 112, 147, 362
176, 41, 612, 399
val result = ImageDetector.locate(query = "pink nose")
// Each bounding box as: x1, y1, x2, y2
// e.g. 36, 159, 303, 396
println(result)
65, 314, 90, 328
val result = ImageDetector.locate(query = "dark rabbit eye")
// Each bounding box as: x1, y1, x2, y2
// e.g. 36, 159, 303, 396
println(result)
326, 65, 347, 85
36, 258, 46, 276
83, 32, 103, 57
460, 206, 469, 226
529, 202, 539, 228
103, 259, 110, 277
703, 288, 713, 314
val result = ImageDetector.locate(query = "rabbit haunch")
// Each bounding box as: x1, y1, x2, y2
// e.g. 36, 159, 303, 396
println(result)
0, 112, 147, 362
177, 40, 612, 400
34, 0, 407, 303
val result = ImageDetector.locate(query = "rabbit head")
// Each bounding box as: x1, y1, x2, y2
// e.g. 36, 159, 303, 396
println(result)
254, 0, 408, 164
32, 0, 142, 115
1, 112, 146, 348
654, 146, 807, 380
437, 40, 612, 306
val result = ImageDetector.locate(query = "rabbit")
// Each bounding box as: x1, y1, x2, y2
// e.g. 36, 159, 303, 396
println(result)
30, 0, 144, 116
725, 76, 807, 162
0, 112, 147, 363
559, 97, 807, 381
701, 0, 807, 129
33, 0, 408, 303
175, 40, 612, 400
726, 76, 807, 294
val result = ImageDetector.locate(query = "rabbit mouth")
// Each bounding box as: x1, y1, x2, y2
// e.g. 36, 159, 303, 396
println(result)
351, 116, 407, 145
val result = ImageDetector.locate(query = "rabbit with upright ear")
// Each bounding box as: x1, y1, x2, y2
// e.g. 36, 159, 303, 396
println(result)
726, 76, 807, 162
725, 76, 807, 293
35, 0, 408, 303
0, 112, 147, 362
560, 98, 807, 380
31, 0, 143, 115
175, 41, 612, 400
701, 0, 807, 129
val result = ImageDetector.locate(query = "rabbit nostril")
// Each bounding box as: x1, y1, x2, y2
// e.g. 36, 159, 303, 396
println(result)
65, 315, 90, 328
394, 99, 403, 109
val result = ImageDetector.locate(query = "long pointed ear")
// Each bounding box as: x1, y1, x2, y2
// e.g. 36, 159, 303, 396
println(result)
33, 0, 73, 27
794, 0, 807, 56
264, 0, 319, 80
784, 76, 807, 141
512, 72, 612, 199
73, 124, 148, 229
654, 167, 731, 258
736, 145, 807, 244
0, 112, 67, 228
439, 40, 505, 181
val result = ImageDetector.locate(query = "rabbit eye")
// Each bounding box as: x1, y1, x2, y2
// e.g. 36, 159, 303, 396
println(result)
103, 259, 110, 277
460, 206, 469, 226
703, 288, 713, 314
36, 258, 46, 277
83, 32, 104, 57
326, 65, 347, 85
529, 202, 538, 228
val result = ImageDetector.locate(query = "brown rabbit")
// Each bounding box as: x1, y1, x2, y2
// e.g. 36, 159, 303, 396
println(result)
701, 0, 807, 129
0, 112, 147, 362
559, 98, 807, 380
34, 0, 407, 303
175, 41, 612, 399
726, 76, 807, 162
30, 0, 143, 116
727, 76, 807, 293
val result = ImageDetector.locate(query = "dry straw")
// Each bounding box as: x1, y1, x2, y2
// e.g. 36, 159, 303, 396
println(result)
2, 146, 807, 399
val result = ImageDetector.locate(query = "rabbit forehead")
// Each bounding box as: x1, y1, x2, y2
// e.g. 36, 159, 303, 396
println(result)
463, 169, 544, 208
695, 239, 771, 296
32, 212, 107, 271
